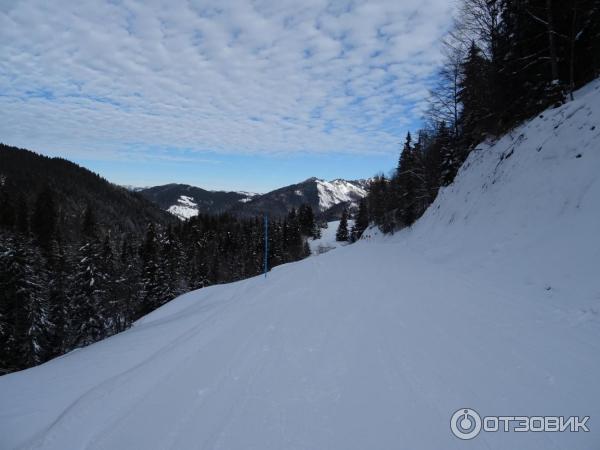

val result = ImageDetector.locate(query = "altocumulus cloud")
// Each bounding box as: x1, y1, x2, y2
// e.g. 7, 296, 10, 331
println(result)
0, 0, 454, 161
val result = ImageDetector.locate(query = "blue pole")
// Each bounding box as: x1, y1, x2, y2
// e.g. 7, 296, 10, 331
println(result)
264, 215, 268, 277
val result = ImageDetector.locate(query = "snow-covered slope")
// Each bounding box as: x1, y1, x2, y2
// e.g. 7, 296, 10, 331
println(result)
315, 179, 367, 210
230, 177, 368, 219
168, 193, 259, 219
167, 195, 199, 219
309, 219, 355, 255
1, 81, 600, 450
138, 184, 256, 220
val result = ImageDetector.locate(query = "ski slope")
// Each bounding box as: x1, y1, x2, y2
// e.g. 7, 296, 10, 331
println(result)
1, 81, 600, 449
308, 219, 354, 255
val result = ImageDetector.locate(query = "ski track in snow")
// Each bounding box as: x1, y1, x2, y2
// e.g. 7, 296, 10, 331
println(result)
1, 80, 600, 449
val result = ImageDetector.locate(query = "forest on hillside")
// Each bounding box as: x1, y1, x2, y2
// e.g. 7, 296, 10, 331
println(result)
360, 0, 600, 233
0, 154, 321, 374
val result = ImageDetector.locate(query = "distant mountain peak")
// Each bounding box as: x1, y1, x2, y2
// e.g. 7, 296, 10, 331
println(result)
138, 177, 370, 220
314, 178, 367, 210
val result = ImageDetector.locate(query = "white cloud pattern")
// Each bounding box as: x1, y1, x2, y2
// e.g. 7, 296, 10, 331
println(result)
0, 0, 454, 160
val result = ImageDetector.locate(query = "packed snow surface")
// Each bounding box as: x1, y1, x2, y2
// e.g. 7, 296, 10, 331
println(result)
1, 81, 600, 449
167, 195, 198, 219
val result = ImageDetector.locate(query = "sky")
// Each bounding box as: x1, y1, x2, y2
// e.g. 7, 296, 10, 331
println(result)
0, 0, 455, 193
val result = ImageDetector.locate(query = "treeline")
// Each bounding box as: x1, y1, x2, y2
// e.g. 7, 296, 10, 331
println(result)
0, 187, 319, 374
364, 0, 600, 232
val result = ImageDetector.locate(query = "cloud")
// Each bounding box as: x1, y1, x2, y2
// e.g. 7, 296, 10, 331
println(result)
0, 0, 455, 160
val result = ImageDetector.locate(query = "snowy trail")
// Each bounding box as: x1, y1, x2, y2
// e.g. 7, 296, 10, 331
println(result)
1, 243, 599, 449
2, 79, 600, 449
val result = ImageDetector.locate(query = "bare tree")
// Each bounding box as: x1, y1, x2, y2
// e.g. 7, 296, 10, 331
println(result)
453, 0, 503, 58
566, 0, 600, 99
545, 0, 560, 82
426, 42, 463, 138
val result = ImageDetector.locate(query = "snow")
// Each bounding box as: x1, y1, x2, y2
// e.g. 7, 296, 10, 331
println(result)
1, 80, 600, 450
236, 191, 260, 203
309, 220, 354, 255
315, 179, 367, 210
167, 195, 198, 220
235, 191, 260, 197
120, 185, 147, 192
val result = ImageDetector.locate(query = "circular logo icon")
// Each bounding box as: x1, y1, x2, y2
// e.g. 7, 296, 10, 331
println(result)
450, 408, 482, 440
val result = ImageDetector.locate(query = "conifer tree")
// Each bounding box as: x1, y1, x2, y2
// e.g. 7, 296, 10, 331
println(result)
298, 204, 320, 239
46, 240, 69, 358
396, 133, 420, 227
335, 209, 349, 242
68, 205, 105, 348
351, 198, 369, 241
458, 41, 492, 147
116, 237, 140, 330
139, 223, 162, 314
0, 234, 50, 369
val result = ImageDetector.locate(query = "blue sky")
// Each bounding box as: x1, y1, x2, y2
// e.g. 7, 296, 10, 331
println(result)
0, 0, 454, 193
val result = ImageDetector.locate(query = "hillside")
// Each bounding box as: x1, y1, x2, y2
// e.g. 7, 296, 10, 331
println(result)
229, 177, 368, 219
0, 144, 175, 239
137, 184, 257, 220
140, 178, 368, 221
1, 79, 599, 450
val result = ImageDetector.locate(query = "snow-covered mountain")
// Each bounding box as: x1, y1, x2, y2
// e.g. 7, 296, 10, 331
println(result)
315, 178, 368, 210
229, 177, 369, 219
1, 80, 599, 450
139, 179, 366, 220
138, 184, 257, 220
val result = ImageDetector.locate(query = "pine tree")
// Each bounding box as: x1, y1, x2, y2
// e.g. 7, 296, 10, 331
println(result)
68, 240, 106, 348
283, 211, 304, 260
116, 237, 140, 330
458, 41, 493, 147
0, 233, 50, 370
67, 206, 105, 348
395, 132, 421, 227
439, 122, 461, 186
99, 235, 119, 334
298, 204, 319, 238
139, 223, 163, 315
351, 198, 369, 241
336, 209, 349, 242
160, 225, 185, 302
46, 240, 69, 358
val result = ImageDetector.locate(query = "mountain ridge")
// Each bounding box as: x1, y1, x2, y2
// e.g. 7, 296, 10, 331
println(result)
138, 177, 369, 220
0, 144, 176, 240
